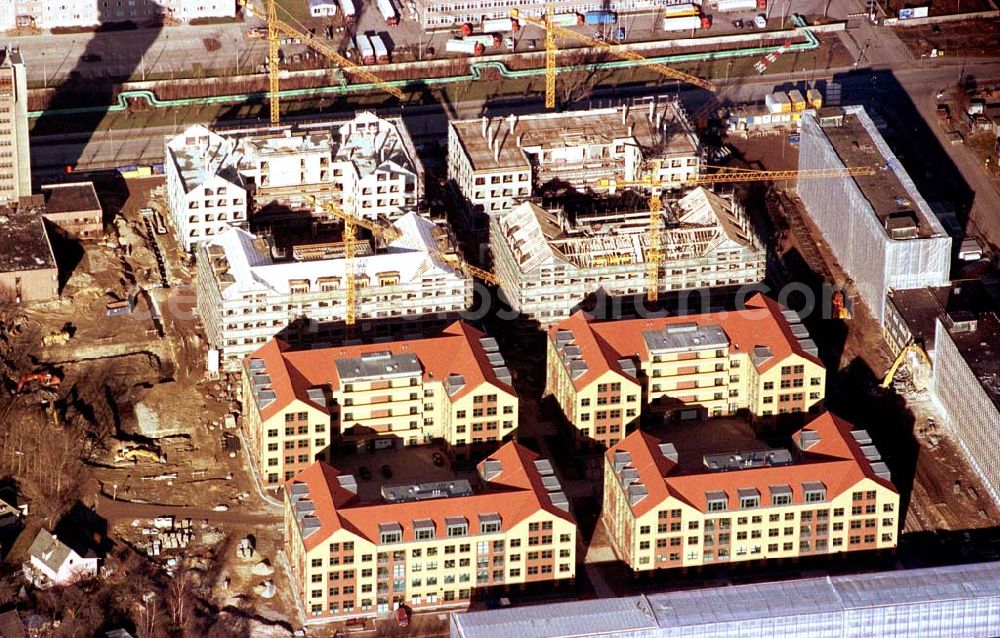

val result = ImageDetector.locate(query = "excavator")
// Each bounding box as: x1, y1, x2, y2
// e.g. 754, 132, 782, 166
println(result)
881, 344, 932, 390
114, 445, 166, 465
15, 372, 61, 394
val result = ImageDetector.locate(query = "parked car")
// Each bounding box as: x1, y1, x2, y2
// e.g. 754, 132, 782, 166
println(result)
732, 18, 743, 28
432, 452, 445, 467
615, 26, 626, 40
381, 464, 393, 478
359, 466, 373, 480
504, 36, 515, 50
753, 14, 766, 28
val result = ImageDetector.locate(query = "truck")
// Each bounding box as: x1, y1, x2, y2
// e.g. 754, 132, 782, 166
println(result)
370, 34, 390, 63
480, 17, 520, 32
357, 35, 375, 64
662, 14, 708, 30
376, 0, 398, 25
580, 10, 616, 24
663, 3, 700, 17
466, 33, 502, 47
551, 12, 580, 26
338, 0, 356, 23
445, 38, 485, 55
716, 0, 760, 11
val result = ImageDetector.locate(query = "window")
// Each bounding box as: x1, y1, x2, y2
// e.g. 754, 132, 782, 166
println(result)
447, 518, 468, 537
803, 482, 826, 502
738, 489, 760, 509
479, 514, 502, 534
834, 508, 845, 517
707, 492, 727, 511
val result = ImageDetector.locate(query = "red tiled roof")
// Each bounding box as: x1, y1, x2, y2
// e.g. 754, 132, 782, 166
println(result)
549, 293, 823, 391
286, 442, 574, 552
245, 321, 515, 422
607, 412, 897, 518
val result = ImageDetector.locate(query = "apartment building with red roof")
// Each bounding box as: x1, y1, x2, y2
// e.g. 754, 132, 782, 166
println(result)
242, 321, 518, 487
285, 441, 577, 623
544, 293, 827, 448
601, 412, 899, 572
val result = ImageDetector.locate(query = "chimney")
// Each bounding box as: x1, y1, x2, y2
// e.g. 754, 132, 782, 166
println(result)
648, 101, 655, 121
508, 114, 517, 135
517, 134, 523, 148
481, 116, 488, 139
621, 105, 627, 125
628, 124, 633, 137
487, 123, 496, 151
494, 139, 501, 162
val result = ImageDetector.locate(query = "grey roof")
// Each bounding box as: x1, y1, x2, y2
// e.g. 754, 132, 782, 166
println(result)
27, 529, 76, 573
451, 561, 1000, 638
452, 595, 658, 638
335, 351, 422, 382
643, 323, 728, 355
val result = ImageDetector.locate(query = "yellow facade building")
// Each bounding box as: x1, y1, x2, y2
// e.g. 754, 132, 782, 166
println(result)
242, 321, 518, 487
285, 442, 577, 623
601, 412, 900, 572
545, 293, 827, 448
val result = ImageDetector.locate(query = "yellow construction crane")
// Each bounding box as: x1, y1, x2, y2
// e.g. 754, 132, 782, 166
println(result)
512, 5, 714, 110
881, 343, 931, 389
598, 164, 879, 301
304, 196, 500, 325
239, 0, 405, 125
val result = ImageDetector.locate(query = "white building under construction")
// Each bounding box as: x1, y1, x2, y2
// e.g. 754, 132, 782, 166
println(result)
165, 112, 423, 251
490, 187, 765, 324
417, 0, 679, 29
196, 212, 473, 369
797, 106, 951, 324
448, 100, 701, 230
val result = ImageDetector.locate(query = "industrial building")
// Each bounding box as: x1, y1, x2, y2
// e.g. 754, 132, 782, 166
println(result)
450, 560, 1000, 638
797, 106, 951, 325
0, 204, 58, 303
5, 0, 235, 29
491, 188, 765, 324
241, 321, 518, 486
195, 212, 473, 369
0, 48, 29, 205
165, 112, 422, 251
544, 293, 826, 448
602, 412, 899, 572
40, 182, 103, 241
932, 304, 1000, 506
448, 100, 700, 229
285, 442, 576, 623
417, 0, 680, 29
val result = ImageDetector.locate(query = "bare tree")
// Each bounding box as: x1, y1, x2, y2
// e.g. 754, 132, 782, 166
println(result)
168, 568, 196, 633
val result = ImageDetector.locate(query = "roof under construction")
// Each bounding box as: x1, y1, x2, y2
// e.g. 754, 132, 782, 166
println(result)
497, 188, 761, 272
450, 101, 698, 173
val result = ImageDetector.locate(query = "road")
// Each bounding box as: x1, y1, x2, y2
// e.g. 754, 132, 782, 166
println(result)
94, 493, 282, 526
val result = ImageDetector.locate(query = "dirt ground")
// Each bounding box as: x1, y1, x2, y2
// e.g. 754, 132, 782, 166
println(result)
0, 173, 301, 631
895, 18, 1000, 58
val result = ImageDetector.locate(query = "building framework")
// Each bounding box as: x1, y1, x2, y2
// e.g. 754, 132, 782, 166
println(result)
448, 100, 700, 229
196, 213, 473, 369
797, 106, 950, 325
491, 187, 764, 324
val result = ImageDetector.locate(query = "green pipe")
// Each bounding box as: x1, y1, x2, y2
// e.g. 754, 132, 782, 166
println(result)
29, 17, 815, 118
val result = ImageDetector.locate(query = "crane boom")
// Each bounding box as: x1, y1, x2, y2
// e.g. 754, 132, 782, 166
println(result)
597, 164, 880, 301
544, 4, 557, 109
308, 198, 500, 307
240, 0, 405, 127
513, 8, 714, 92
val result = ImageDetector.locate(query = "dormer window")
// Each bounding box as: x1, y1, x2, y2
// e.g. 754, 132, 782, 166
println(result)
706, 491, 727, 512
479, 513, 501, 534
803, 481, 827, 503
445, 516, 468, 537
738, 488, 760, 509
379, 522, 402, 544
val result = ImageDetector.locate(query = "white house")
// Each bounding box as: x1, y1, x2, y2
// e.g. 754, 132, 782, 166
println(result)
24, 529, 98, 588
308, 0, 338, 16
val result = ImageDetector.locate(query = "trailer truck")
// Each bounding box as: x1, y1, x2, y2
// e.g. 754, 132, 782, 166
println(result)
465, 33, 502, 47
716, 0, 764, 11
338, 0, 356, 23
376, 0, 398, 25
662, 14, 710, 30
357, 35, 375, 64
445, 38, 485, 55
481, 17, 520, 32
370, 34, 390, 63
663, 3, 700, 17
